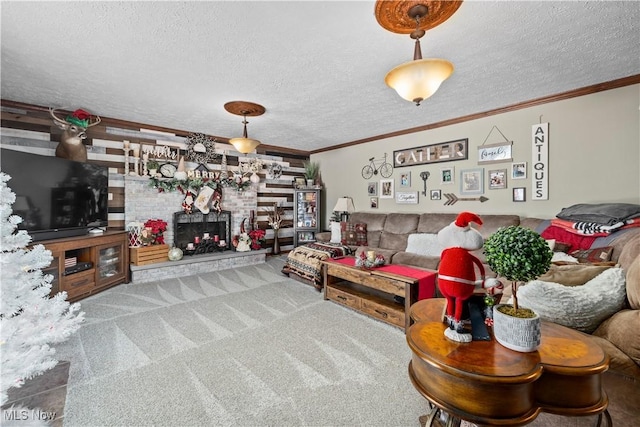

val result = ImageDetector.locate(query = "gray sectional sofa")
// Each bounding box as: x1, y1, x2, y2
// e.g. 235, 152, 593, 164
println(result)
315, 211, 640, 379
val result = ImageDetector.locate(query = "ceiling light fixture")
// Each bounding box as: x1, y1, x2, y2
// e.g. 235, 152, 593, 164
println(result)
375, 1, 462, 106
224, 101, 266, 154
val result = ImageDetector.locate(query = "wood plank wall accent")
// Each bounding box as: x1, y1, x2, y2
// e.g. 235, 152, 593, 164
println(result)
0, 100, 312, 251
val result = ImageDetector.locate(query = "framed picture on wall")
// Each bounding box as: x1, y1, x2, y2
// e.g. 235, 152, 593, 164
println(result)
441, 167, 454, 185
460, 168, 484, 195
380, 179, 394, 199
430, 189, 442, 200
370, 197, 379, 209
511, 162, 527, 180
513, 187, 526, 202
367, 181, 378, 196
395, 191, 419, 204
399, 172, 411, 187
488, 169, 507, 189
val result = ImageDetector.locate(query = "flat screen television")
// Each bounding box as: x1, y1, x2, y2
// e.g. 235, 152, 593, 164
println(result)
1, 148, 109, 242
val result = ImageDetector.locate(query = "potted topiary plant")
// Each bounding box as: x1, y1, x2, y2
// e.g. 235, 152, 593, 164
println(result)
303, 160, 320, 187
483, 225, 553, 352
147, 159, 160, 176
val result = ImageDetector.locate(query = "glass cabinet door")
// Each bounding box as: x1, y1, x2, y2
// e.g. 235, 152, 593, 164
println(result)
97, 243, 125, 285
294, 189, 321, 247
296, 191, 318, 228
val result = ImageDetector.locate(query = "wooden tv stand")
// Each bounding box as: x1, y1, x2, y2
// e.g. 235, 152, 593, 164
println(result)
34, 230, 130, 301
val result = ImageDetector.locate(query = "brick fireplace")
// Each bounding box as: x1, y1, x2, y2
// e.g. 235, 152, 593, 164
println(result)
173, 210, 232, 251
124, 176, 266, 283
124, 176, 257, 246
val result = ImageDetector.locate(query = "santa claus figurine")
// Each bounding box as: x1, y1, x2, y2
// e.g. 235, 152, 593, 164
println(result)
437, 212, 502, 342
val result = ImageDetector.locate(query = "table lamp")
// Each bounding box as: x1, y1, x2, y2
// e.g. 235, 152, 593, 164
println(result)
333, 196, 355, 222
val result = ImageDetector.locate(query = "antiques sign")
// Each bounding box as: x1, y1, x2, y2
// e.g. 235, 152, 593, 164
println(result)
532, 123, 549, 200
393, 138, 468, 168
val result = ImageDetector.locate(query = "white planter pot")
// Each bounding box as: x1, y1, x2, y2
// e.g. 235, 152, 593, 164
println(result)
493, 304, 541, 352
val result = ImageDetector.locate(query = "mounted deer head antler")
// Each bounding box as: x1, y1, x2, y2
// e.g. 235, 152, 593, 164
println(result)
50, 107, 101, 162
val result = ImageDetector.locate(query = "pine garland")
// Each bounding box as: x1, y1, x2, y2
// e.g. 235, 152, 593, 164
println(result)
149, 176, 251, 193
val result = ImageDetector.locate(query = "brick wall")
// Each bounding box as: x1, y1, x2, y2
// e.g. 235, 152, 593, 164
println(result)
125, 176, 258, 247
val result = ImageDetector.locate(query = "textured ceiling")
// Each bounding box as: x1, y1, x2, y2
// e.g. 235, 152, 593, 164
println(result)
2, 1, 639, 153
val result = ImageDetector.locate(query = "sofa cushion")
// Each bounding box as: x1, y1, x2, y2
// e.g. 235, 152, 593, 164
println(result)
378, 213, 419, 250
417, 213, 458, 233
516, 267, 627, 333
406, 233, 445, 257
340, 222, 367, 246
589, 334, 640, 378
617, 232, 640, 271
475, 215, 520, 239
593, 309, 640, 368
391, 251, 440, 270
379, 231, 410, 251
350, 212, 386, 247
625, 254, 640, 310
350, 212, 386, 230
536, 263, 614, 286
570, 246, 614, 263
383, 213, 420, 234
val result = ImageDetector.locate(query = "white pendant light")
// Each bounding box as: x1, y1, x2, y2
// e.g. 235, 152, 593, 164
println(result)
375, 2, 461, 106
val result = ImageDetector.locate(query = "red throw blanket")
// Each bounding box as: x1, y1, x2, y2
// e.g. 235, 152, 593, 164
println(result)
328, 258, 436, 300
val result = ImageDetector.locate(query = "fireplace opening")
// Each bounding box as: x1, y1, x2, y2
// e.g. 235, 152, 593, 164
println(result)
173, 210, 232, 253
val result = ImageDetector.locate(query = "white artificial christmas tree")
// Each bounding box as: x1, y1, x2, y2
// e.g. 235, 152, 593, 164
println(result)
0, 172, 84, 405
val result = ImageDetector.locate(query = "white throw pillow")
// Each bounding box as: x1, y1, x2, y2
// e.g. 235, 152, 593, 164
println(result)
516, 267, 626, 333
330, 221, 341, 244
551, 251, 579, 264
406, 233, 444, 257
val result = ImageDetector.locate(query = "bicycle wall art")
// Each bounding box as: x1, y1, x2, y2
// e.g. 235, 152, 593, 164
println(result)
393, 138, 468, 168
361, 153, 393, 179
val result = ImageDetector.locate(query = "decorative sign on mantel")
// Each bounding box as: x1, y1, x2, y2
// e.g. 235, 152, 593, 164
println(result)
532, 123, 549, 200
393, 138, 468, 168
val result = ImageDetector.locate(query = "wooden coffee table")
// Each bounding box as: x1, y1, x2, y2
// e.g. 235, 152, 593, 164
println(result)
407, 298, 611, 427
322, 257, 434, 331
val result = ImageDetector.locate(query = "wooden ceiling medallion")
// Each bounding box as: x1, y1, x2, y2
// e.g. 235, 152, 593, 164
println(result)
223, 101, 266, 117
374, 0, 463, 34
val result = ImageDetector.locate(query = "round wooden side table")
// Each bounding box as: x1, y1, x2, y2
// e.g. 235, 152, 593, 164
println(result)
407, 298, 611, 427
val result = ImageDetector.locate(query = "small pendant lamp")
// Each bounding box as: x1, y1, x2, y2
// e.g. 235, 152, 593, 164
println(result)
224, 101, 266, 154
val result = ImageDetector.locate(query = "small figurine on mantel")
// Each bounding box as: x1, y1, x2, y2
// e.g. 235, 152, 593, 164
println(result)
182, 190, 196, 214
437, 212, 503, 343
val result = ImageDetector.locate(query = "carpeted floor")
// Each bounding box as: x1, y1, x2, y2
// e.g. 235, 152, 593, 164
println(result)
39, 255, 638, 426
55, 256, 428, 426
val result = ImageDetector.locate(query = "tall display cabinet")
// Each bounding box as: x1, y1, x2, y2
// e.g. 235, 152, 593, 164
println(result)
293, 189, 321, 247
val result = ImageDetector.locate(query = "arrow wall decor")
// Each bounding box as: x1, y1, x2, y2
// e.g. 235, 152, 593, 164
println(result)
443, 193, 489, 205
